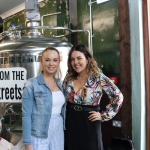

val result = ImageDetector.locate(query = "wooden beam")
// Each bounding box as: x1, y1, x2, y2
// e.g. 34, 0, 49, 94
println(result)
143, 0, 150, 149
118, 0, 132, 139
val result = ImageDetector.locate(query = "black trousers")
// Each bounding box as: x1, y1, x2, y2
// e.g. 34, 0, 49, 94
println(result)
65, 103, 104, 150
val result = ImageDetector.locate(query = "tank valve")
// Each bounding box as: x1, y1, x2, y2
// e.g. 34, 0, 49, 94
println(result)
25, 0, 41, 37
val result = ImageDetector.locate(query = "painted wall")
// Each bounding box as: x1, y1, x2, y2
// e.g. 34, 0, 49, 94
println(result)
128, 0, 146, 149
77, 0, 120, 75
3, 0, 69, 41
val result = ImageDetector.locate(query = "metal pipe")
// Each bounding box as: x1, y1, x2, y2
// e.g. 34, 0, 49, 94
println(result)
71, 29, 91, 53
25, 0, 41, 37
89, 0, 93, 54
86, 30, 91, 53
16, 26, 72, 32
88, 0, 96, 55
6, 26, 91, 52
0, 31, 10, 40
41, 12, 61, 34
90, 1, 97, 4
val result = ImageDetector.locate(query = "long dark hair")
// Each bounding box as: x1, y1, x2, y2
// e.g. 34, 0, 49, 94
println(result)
67, 44, 100, 80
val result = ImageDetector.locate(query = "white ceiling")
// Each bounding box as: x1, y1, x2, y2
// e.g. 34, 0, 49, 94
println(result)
0, 0, 43, 19
0, 0, 25, 15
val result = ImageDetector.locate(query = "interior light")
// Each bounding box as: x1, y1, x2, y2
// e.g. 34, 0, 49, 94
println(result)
97, 0, 111, 4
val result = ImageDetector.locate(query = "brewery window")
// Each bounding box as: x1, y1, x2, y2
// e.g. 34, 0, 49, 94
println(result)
4, 57, 8, 64
0, 57, 4, 64
29, 55, 36, 62
22, 55, 27, 63
9, 55, 15, 63
16, 55, 21, 63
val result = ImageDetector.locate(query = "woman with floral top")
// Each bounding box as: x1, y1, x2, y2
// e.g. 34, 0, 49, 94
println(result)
62, 44, 123, 150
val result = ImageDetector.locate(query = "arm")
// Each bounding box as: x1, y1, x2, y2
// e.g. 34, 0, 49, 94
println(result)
22, 80, 34, 146
100, 73, 123, 122
62, 74, 68, 92
62, 74, 70, 98
25, 145, 33, 150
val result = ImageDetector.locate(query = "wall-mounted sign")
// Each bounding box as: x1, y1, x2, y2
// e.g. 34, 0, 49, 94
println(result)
109, 77, 118, 84
0, 67, 27, 102
97, 0, 110, 4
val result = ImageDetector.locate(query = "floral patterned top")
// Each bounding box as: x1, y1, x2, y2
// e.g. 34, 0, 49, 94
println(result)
62, 72, 123, 122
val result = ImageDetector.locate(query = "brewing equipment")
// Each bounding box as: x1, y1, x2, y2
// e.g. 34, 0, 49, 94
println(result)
0, 0, 91, 145
0, 36, 72, 79
0, 0, 73, 144
0, 32, 72, 145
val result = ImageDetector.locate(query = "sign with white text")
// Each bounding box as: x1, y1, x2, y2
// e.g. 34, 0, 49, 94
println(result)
0, 68, 27, 102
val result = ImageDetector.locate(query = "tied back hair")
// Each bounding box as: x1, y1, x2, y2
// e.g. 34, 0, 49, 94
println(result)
40, 45, 62, 79
67, 44, 100, 81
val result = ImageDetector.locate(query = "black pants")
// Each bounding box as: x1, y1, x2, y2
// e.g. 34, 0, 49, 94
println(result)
65, 103, 104, 150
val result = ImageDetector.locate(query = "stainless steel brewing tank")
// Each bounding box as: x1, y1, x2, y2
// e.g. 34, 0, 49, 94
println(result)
0, 36, 72, 144
0, 36, 72, 80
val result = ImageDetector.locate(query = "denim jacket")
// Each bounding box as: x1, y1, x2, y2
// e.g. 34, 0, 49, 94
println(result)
22, 72, 66, 145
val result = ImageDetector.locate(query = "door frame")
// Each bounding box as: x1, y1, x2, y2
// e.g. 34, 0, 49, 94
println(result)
143, 0, 150, 149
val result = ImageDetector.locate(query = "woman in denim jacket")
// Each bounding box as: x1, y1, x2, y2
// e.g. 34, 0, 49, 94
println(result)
22, 46, 66, 150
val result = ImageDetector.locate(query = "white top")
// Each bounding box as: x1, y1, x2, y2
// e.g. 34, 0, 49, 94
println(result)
52, 91, 65, 114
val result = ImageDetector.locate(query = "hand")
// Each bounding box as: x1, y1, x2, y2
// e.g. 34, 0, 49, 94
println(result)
25, 145, 33, 150
88, 111, 101, 121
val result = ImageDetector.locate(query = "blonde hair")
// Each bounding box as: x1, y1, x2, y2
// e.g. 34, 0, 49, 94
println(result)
67, 44, 100, 81
40, 45, 62, 79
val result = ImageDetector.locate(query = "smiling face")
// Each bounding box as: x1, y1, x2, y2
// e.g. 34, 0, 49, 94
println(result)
41, 50, 60, 75
70, 50, 88, 74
